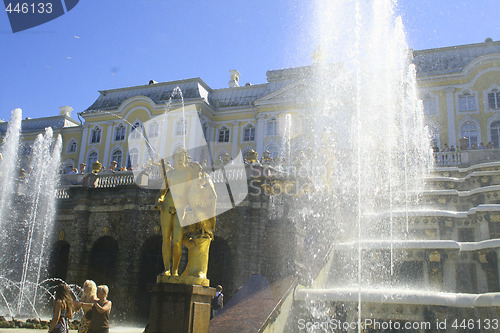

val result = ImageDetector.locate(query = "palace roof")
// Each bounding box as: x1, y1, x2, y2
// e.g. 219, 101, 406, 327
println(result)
413, 39, 500, 76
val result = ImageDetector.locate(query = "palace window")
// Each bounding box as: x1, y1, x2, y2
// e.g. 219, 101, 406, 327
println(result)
127, 148, 139, 169
115, 124, 126, 141
111, 149, 123, 168
175, 120, 187, 136
266, 145, 280, 158
488, 89, 500, 110
243, 125, 255, 141
87, 151, 98, 167
130, 122, 142, 139
90, 127, 101, 143
67, 139, 77, 153
490, 121, 500, 148
149, 121, 160, 138
218, 126, 230, 143
461, 122, 479, 148
459, 91, 476, 112
266, 118, 278, 136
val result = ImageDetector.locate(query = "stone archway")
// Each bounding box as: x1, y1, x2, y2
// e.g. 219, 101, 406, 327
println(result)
207, 237, 231, 290
135, 235, 163, 323
88, 236, 119, 286
48, 240, 70, 281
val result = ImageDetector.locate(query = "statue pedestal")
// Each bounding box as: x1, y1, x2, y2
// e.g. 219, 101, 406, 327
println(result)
148, 283, 215, 333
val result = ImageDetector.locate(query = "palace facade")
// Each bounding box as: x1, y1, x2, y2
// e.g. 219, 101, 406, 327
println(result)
2, 39, 499, 170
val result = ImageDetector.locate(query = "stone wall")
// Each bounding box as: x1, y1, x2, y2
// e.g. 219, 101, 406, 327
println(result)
50, 173, 303, 325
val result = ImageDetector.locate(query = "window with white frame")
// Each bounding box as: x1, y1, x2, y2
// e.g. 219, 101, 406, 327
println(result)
130, 122, 142, 139
87, 151, 98, 167
243, 124, 255, 141
218, 126, 230, 143
490, 121, 500, 148
266, 118, 278, 136
461, 122, 479, 148
127, 148, 139, 169
459, 91, 476, 112
423, 95, 437, 115
488, 89, 500, 110
266, 145, 280, 158
90, 126, 101, 143
115, 124, 126, 141
149, 121, 160, 138
67, 139, 77, 153
111, 149, 123, 168
175, 120, 187, 136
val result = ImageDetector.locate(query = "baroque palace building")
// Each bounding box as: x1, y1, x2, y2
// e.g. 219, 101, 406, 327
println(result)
2, 39, 499, 170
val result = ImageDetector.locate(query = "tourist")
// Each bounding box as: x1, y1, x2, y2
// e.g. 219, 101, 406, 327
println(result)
74, 280, 98, 333
211, 285, 224, 318
487, 142, 494, 149
479, 142, 485, 149
49, 284, 74, 333
82, 285, 112, 333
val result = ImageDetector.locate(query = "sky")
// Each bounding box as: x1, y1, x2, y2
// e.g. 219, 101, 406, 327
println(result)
0, 0, 499, 122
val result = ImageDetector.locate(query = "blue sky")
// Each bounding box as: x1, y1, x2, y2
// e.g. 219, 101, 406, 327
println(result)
1, 0, 499, 121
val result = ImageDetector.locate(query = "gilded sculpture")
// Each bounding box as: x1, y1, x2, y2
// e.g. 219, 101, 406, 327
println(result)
156, 147, 217, 286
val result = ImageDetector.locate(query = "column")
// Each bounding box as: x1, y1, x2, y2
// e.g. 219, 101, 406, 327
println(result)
188, 111, 200, 160
255, 114, 265, 157
232, 121, 240, 159
103, 121, 114, 169
445, 88, 457, 147
78, 124, 90, 165
160, 114, 170, 158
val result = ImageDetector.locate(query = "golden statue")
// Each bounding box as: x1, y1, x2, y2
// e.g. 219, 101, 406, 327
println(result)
156, 147, 217, 286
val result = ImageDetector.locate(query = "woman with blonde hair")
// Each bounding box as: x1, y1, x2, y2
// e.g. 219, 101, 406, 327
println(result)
49, 284, 74, 333
79, 285, 112, 333
74, 280, 98, 333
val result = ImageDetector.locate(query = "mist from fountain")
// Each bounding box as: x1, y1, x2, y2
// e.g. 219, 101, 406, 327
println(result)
0, 109, 64, 318
276, 0, 434, 315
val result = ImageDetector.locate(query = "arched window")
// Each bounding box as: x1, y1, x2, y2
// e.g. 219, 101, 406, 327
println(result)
243, 124, 255, 141
111, 149, 123, 168
266, 144, 280, 158
488, 89, 500, 110
266, 118, 278, 136
130, 122, 142, 139
115, 124, 126, 141
459, 91, 476, 112
87, 151, 98, 167
461, 122, 479, 148
490, 121, 500, 148
127, 148, 139, 169
66, 139, 77, 153
149, 121, 160, 138
218, 126, 230, 143
90, 126, 101, 143
176, 120, 187, 136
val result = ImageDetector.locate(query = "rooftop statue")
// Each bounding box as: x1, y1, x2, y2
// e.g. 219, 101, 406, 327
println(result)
156, 147, 217, 286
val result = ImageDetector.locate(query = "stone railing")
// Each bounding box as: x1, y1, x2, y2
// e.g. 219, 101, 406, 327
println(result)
434, 149, 500, 167
56, 164, 270, 199
56, 188, 70, 199
94, 172, 136, 188
433, 152, 468, 166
